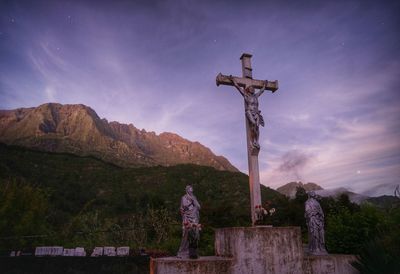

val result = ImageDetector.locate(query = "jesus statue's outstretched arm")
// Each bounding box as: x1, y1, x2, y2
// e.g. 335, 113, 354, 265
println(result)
256, 82, 267, 97
229, 75, 245, 97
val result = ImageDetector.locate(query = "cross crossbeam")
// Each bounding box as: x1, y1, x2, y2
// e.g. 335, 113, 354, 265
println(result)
216, 73, 278, 92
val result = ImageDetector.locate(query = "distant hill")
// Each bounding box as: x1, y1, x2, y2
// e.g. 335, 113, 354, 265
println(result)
365, 195, 400, 208
0, 103, 237, 171
276, 181, 323, 198
315, 188, 369, 204
276, 181, 400, 206
361, 183, 400, 197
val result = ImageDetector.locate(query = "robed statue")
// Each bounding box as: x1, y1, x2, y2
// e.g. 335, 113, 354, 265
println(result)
305, 191, 328, 255
177, 185, 201, 259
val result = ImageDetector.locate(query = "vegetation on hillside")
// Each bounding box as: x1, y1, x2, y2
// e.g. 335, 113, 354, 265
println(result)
0, 143, 399, 270
0, 143, 279, 255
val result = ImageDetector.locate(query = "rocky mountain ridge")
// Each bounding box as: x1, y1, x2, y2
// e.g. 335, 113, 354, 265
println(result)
0, 103, 238, 171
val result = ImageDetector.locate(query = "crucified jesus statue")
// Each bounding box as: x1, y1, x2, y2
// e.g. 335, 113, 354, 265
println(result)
229, 75, 266, 151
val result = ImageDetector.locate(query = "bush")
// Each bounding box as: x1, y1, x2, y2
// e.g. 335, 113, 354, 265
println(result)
351, 206, 400, 273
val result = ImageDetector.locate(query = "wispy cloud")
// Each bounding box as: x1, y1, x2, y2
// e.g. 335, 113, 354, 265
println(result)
1, 0, 399, 196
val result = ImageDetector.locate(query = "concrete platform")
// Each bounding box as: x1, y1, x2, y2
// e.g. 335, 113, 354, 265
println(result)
215, 226, 304, 274
150, 226, 359, 274
303, 254, 358, 274
150, 256, 233, 274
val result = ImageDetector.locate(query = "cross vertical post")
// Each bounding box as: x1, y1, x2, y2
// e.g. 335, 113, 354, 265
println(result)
241, 54, 261, 225
216, 53, 279, 225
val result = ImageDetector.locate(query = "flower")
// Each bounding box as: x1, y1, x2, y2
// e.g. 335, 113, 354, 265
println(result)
183, 222, 202, 230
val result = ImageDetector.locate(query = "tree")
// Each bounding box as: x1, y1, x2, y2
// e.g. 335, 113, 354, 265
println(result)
0, 179, 51, 250
325, 202, 387, 254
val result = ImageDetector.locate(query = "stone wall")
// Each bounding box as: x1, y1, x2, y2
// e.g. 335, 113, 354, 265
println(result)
215, 226, 304, 274
151, 226, 359, 274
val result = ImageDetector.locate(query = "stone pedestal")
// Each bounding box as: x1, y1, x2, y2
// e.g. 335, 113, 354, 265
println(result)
303, 254, 358, 274
215, 226, 303, 274
150, 257, 233, 274
150, 226, 359, 274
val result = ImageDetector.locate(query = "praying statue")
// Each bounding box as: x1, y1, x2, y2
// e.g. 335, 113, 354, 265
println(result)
177, 185, 201, 259
305, 191, 328, 255
229, 75, 266, 153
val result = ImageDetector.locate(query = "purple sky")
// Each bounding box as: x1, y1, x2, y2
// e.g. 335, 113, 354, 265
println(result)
1, 0, 399, 196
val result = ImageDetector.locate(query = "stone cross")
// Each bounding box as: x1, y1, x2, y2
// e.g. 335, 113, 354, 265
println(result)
216, 53, 278, 225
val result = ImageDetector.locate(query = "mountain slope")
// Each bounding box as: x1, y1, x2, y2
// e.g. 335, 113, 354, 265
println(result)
2, 143, 397, 258
0, 103, 237, 171
0, 143, 282, 246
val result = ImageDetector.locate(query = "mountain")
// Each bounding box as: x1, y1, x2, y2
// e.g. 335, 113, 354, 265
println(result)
361, 183, 400, 197
276, 182, 372, 204
0, 103, 237, 171
314, 188, 369, 204
276, 181, 323, 198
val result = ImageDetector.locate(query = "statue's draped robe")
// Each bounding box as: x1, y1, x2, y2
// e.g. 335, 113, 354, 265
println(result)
243, 93, 264, 150
177, 194, 200, 258
305, 197, 328, 255
181, 194, 200, 224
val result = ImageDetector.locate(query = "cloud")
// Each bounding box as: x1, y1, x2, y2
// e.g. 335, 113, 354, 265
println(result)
261, 101, 400, 194
44, 86, 56, 102
277, 150, 314, 180
260, 148, 315, 187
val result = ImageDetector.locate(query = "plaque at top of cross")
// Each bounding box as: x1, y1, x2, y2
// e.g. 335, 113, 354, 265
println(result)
216, 53, 279, 225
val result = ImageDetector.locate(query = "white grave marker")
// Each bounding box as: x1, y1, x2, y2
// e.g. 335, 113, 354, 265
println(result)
103, 246, 116, 256
91, 247, 104, 257
74, 247, 86, 257
63, 248, 75, 256
116, 247, 129, 256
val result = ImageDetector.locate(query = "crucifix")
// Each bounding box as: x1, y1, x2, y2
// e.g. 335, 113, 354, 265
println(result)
216, 53, 279, 225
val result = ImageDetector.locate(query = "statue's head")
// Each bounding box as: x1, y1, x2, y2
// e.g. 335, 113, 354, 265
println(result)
186, 185, 193, 195
308, 191, 316, 199
245, 86, 255, 94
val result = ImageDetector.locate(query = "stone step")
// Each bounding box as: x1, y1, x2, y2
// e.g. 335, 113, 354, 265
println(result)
303, 254, 358, 274
150, 256, 233, 274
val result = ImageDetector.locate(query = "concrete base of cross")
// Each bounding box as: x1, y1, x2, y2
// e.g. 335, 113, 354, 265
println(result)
150, 226, 359, 274
215, 227, 304, 274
